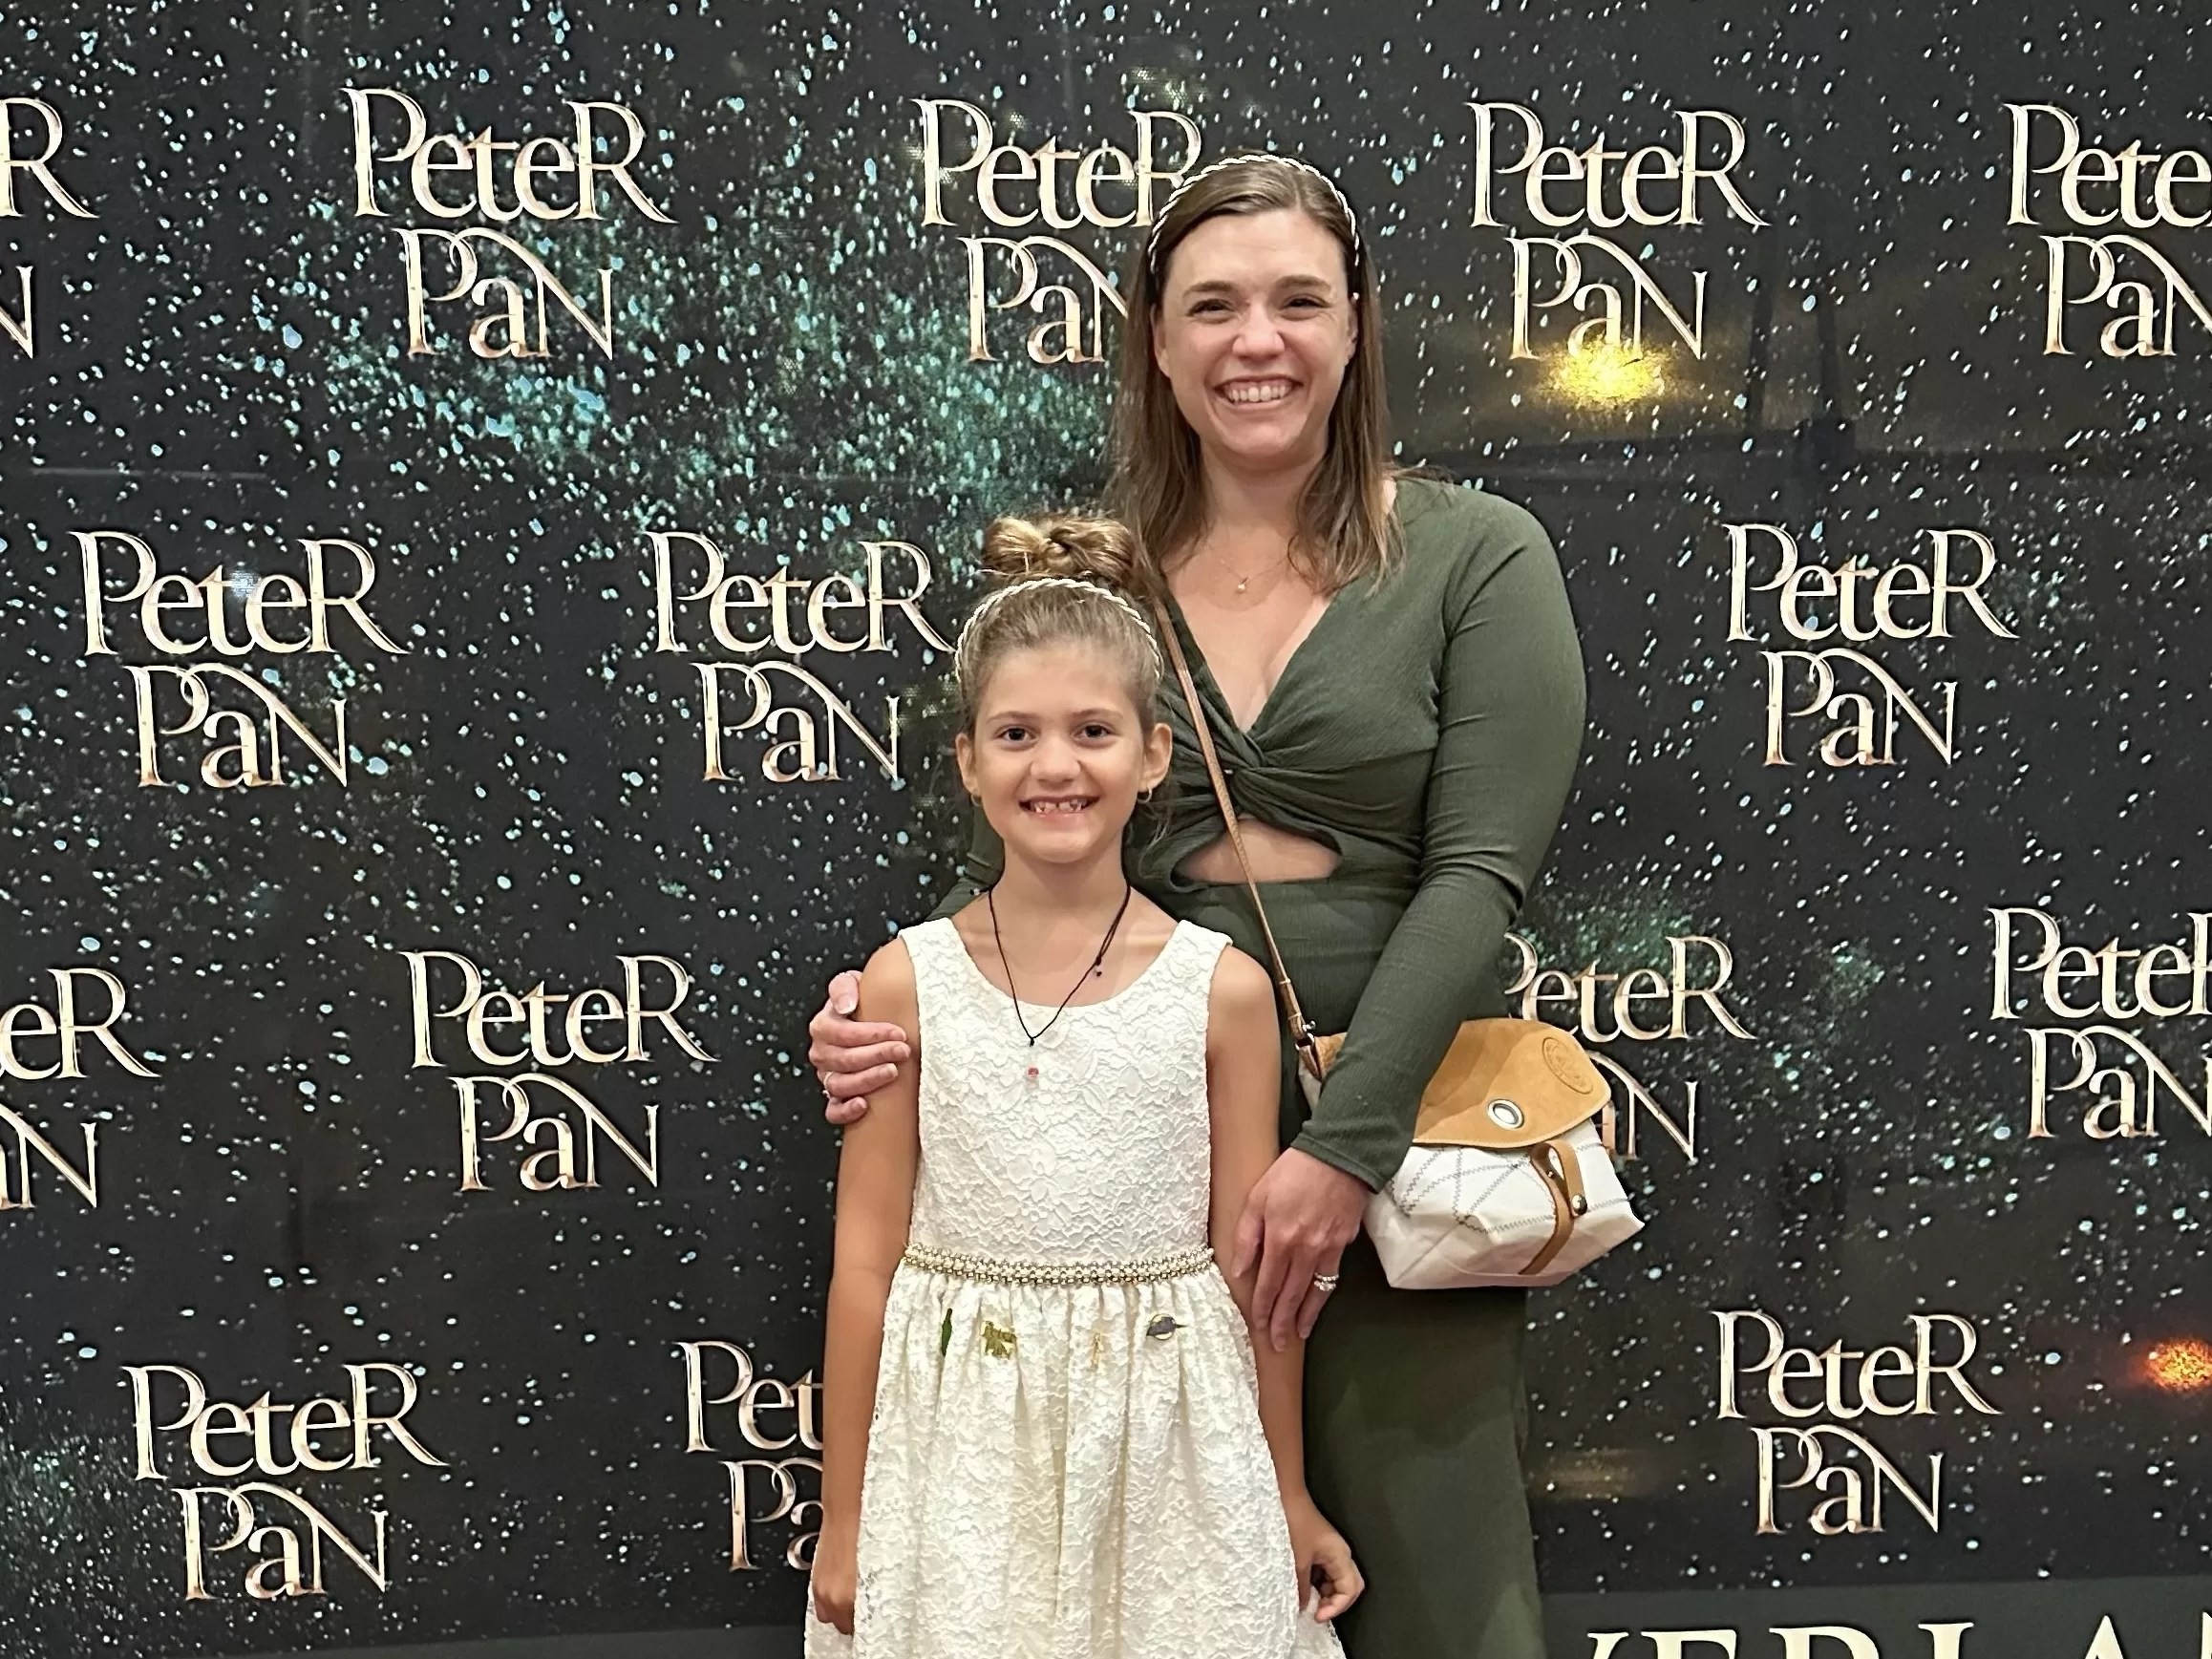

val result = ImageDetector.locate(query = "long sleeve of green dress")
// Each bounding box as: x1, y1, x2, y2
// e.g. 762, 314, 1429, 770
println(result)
1285, 500, 1585, 1188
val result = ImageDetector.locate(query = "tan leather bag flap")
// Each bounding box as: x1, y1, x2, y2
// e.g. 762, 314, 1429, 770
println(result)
1312, 1019, 1609, 1150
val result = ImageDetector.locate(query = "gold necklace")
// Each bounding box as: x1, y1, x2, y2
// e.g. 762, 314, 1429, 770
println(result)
1202, 543, 1290, 595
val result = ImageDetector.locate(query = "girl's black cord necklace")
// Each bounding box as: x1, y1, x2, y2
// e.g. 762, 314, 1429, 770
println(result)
985, 882, 1135, 1046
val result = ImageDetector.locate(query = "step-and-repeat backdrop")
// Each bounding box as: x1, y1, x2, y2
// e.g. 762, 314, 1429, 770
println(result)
4, 1, 2207, 1655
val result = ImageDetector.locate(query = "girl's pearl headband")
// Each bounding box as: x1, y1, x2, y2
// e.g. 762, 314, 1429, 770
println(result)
952, 576, 1165, 689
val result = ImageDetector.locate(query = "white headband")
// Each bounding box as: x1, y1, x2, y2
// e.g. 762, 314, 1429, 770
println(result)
952, 576, 1165, 690
1146, 152, 1361, 274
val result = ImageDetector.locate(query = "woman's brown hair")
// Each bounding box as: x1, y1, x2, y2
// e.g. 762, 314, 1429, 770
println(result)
1111, 154, 1399, 595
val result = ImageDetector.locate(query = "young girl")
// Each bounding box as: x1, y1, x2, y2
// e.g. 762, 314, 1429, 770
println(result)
805, 514, 1361, 1658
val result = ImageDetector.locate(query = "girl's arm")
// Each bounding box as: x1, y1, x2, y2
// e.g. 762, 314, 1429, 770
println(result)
1206, 946, 1363, 1620
1206, 947, 1303, 1490
813, 939, 922, 1629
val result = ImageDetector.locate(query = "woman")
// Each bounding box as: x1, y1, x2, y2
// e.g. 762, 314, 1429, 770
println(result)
810, 154, 1585, 1657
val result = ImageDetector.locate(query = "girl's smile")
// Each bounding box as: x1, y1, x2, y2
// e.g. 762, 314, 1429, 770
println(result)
958, 644, 1170, 865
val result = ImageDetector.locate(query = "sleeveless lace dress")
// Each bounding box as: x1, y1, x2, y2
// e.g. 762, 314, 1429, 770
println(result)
805, 916, 1344, 1659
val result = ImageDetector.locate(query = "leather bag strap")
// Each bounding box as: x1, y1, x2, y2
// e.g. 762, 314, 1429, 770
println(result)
1149, 597, 1329, 1079
1522, 1138, 1586, 1277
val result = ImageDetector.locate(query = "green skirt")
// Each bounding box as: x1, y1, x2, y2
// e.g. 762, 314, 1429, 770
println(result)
1172, 875, 1546, 1659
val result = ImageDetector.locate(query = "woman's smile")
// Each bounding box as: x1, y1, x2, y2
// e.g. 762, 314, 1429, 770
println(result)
1218, 375, 1299, 407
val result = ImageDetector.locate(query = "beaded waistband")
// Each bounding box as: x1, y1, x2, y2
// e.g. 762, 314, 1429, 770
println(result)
900, 1244, 1215, 1287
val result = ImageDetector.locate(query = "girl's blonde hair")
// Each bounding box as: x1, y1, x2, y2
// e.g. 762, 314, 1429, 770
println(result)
953, 514, 1164, 732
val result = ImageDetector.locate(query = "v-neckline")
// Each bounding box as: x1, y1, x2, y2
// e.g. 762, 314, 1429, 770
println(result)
1161, 584, 1343, 740
1159, 478, 1434, 738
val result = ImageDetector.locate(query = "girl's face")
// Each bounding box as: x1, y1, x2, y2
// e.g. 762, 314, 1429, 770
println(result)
1150, 207, 1357, 479
955, 642, 1170, 873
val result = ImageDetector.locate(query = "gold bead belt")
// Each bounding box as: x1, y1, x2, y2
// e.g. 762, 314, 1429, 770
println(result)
900, 1243, 1216, 1287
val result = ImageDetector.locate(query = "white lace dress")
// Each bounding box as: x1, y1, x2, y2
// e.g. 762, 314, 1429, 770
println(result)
805, 916, 1344, 1659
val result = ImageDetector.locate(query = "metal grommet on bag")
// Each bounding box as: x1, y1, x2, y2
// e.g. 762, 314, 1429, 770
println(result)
1488, 1098, 1526, 1130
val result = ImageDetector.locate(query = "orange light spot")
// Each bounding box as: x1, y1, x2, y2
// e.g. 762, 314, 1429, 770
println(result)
2143, 1339, 2212, 1393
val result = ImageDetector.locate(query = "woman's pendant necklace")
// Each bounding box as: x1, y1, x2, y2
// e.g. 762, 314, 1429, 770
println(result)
987, 883, 1135, 1085
1204, 542, 1288, 597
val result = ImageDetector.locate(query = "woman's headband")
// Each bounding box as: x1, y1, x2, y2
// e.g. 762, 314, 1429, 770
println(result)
1145, 152, 1361, 275
952, 576, 1166, 689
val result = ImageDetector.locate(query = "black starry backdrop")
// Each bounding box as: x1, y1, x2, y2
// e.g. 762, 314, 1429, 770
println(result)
1, 0, 2205, 1654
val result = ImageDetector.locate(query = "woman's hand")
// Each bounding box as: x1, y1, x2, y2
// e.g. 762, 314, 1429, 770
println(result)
1232, 1147, 1368, 1351
810, 1519, 861, 1633
809, 968, 911, 1126
1284, 1490, 1364, 1623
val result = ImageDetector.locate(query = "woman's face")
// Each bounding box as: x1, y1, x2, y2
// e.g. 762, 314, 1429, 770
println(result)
1151, 206, 1357, 479
955, 642, 1171, 873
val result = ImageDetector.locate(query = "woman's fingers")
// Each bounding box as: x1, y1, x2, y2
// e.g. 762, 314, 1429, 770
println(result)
821, 1058, 900, 1122
1293, 1254, 1343, 1341
1255, 1228, 1327, 1352
807, 1023, 910, 1076
1231, 1196, 1266, 1280
1244, 1162, 1311, 1351
1265, 1237, 1324, 1351
1244, 1148, 1370, 1349
807, 973, 911, 1126
819, 1036, 910, 1077
1248, 1226, 1301, 1351
824, 1093, 873, 1127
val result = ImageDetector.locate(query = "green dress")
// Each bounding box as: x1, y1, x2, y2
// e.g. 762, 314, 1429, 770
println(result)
935, 477, 1586, 1658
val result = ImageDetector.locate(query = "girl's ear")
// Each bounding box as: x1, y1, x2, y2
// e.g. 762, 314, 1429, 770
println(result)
955, 731, 979, 798
1142, 720, 1174, 793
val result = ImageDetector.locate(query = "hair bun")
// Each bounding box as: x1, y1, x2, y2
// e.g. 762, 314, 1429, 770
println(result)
981, 513, 1141, 591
